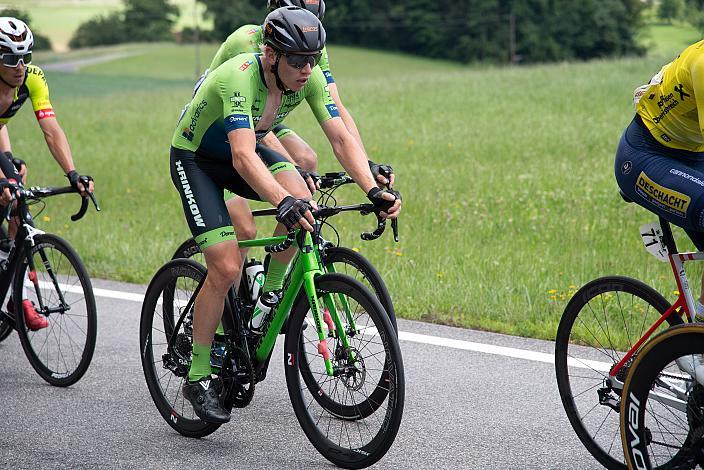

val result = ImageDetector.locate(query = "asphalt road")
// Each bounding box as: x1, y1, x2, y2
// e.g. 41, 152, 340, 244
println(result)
0, 278, 606, 469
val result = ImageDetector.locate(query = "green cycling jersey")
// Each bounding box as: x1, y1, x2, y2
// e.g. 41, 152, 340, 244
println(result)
209, 24, 334, 84
172, 53, 339, 159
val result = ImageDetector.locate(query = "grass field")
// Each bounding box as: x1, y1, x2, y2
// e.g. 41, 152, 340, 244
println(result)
3, 18, 704, 340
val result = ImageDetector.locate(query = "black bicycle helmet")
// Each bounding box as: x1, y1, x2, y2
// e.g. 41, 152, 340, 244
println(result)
263, 6, 325, 55
266, 0, 325, 20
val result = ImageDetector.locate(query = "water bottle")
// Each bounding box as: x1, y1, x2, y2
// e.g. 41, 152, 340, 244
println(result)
0, 239, 14, 271
249, 291, 279, 333
245, 259, 265, 301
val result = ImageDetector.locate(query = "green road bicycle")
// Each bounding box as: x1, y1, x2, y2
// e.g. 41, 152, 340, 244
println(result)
170, 172, 398, 333
0, 181, 100, 386
140, 200, 404, 469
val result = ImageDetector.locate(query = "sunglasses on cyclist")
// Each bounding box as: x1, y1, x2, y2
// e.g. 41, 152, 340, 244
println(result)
1, 52, 32, 68
283, 52, 322, 70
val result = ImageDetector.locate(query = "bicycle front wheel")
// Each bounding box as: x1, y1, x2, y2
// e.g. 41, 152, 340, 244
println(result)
621, 324, 704, 469
284, 273, 404, 469
555, 276, 682, 469
14, 234, 97, 387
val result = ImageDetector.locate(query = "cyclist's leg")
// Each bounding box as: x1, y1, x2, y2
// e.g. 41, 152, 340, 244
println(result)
170, 147, 237, 423
225, 194, 256, 258
273, 124, 318, 172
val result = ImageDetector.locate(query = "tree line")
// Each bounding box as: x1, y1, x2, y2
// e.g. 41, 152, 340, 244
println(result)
51, 0, 704, 63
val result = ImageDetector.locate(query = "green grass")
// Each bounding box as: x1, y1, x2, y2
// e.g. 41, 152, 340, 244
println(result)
642, 22, 703, 59
6, 20, 704, 340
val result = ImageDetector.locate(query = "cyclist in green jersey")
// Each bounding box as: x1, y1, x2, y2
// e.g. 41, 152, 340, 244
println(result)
198, 0, 395, 252
0, 18, 94, 330
170, 7, 401, 423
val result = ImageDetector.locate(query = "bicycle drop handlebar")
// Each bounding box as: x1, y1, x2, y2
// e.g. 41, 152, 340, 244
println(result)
3, 183, 101, 222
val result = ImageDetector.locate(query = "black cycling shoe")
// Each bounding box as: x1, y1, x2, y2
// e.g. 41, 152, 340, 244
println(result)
182, 374, 231, 424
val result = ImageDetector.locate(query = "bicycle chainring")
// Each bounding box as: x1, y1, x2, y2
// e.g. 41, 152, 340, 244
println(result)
223, 345, 255, 409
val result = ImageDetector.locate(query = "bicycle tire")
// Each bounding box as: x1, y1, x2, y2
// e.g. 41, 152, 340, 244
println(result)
322, 246, 397, 332
284, 273, 404, 469
14, 234, 97, 387
555, 276, 683, 469
140, 258, 221, 438
621, 324, 704, 469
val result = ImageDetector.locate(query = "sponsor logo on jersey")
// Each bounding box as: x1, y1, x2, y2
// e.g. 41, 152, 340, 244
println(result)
230, 92, 247, 110
621, 161, 632, 175
323, 70, 334, 84
225, 113, 251, 130
239, 59, 254, 71
635, 171, 690, 218
326, 103, 339, 118
247, 27, 259, 36
220, 230, 235, 238
35, 108, 55, 120
183, 99, 207, 139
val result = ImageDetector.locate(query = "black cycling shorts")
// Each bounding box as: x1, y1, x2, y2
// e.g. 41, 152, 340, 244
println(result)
170, 145, 294, 249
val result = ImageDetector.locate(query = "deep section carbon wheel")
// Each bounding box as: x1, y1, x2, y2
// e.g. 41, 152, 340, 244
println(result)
555, 276, 682, 469
284, 273, 404, 469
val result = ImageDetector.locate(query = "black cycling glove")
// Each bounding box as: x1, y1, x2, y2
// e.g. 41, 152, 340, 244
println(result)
66, 170, 94, 191
296, 166, 321, 186
368, 160, 394, 185
276, 196, 313, 230
367, 187, 401, 213
5, 152, 25, 174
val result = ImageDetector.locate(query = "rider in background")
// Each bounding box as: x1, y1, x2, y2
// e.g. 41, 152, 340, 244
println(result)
615, 39, 704, 316
0, 18, 94, 330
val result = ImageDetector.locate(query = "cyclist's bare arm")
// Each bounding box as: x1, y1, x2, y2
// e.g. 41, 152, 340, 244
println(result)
229, 128, 314, 230
229, 128, 288, 205
321, 118, 376, 193
327, 83, 366, 155
37, 117, 93, 194
0, 125, 10, 153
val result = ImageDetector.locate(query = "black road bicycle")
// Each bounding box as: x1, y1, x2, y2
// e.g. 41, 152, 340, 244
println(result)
0, 182, 100, 386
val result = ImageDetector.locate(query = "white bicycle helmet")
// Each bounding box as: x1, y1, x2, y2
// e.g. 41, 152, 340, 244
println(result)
0, 17, 33, 53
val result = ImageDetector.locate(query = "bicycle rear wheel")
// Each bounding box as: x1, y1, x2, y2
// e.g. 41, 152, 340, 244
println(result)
140, 259, 221, 438
555, 276, 682, 469
14, 234, 97, 387
284, 273, 404, 469
621, 324, 704, 469
322, 246, 397, 332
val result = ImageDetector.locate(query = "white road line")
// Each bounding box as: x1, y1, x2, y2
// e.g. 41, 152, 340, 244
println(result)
56, 282, 611, 371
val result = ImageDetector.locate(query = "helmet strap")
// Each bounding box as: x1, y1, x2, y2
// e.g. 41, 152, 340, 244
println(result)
271, 53, 295, 95
0, 73, 16, 89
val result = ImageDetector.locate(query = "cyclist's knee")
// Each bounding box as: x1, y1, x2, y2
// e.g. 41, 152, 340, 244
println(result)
203, 244, 241, 291
296, 147, 317, 172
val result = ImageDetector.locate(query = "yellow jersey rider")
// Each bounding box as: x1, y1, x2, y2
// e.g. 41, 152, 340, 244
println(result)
0, 18, 94, 330
615, 39, 704, 313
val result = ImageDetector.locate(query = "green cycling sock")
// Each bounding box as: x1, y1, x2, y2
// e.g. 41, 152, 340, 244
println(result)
262, 257, 288, 292
188, 341, 212, 382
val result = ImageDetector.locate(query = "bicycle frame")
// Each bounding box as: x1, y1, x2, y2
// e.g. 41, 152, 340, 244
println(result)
167, 229, 361, 379
609, 216, 695, 381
